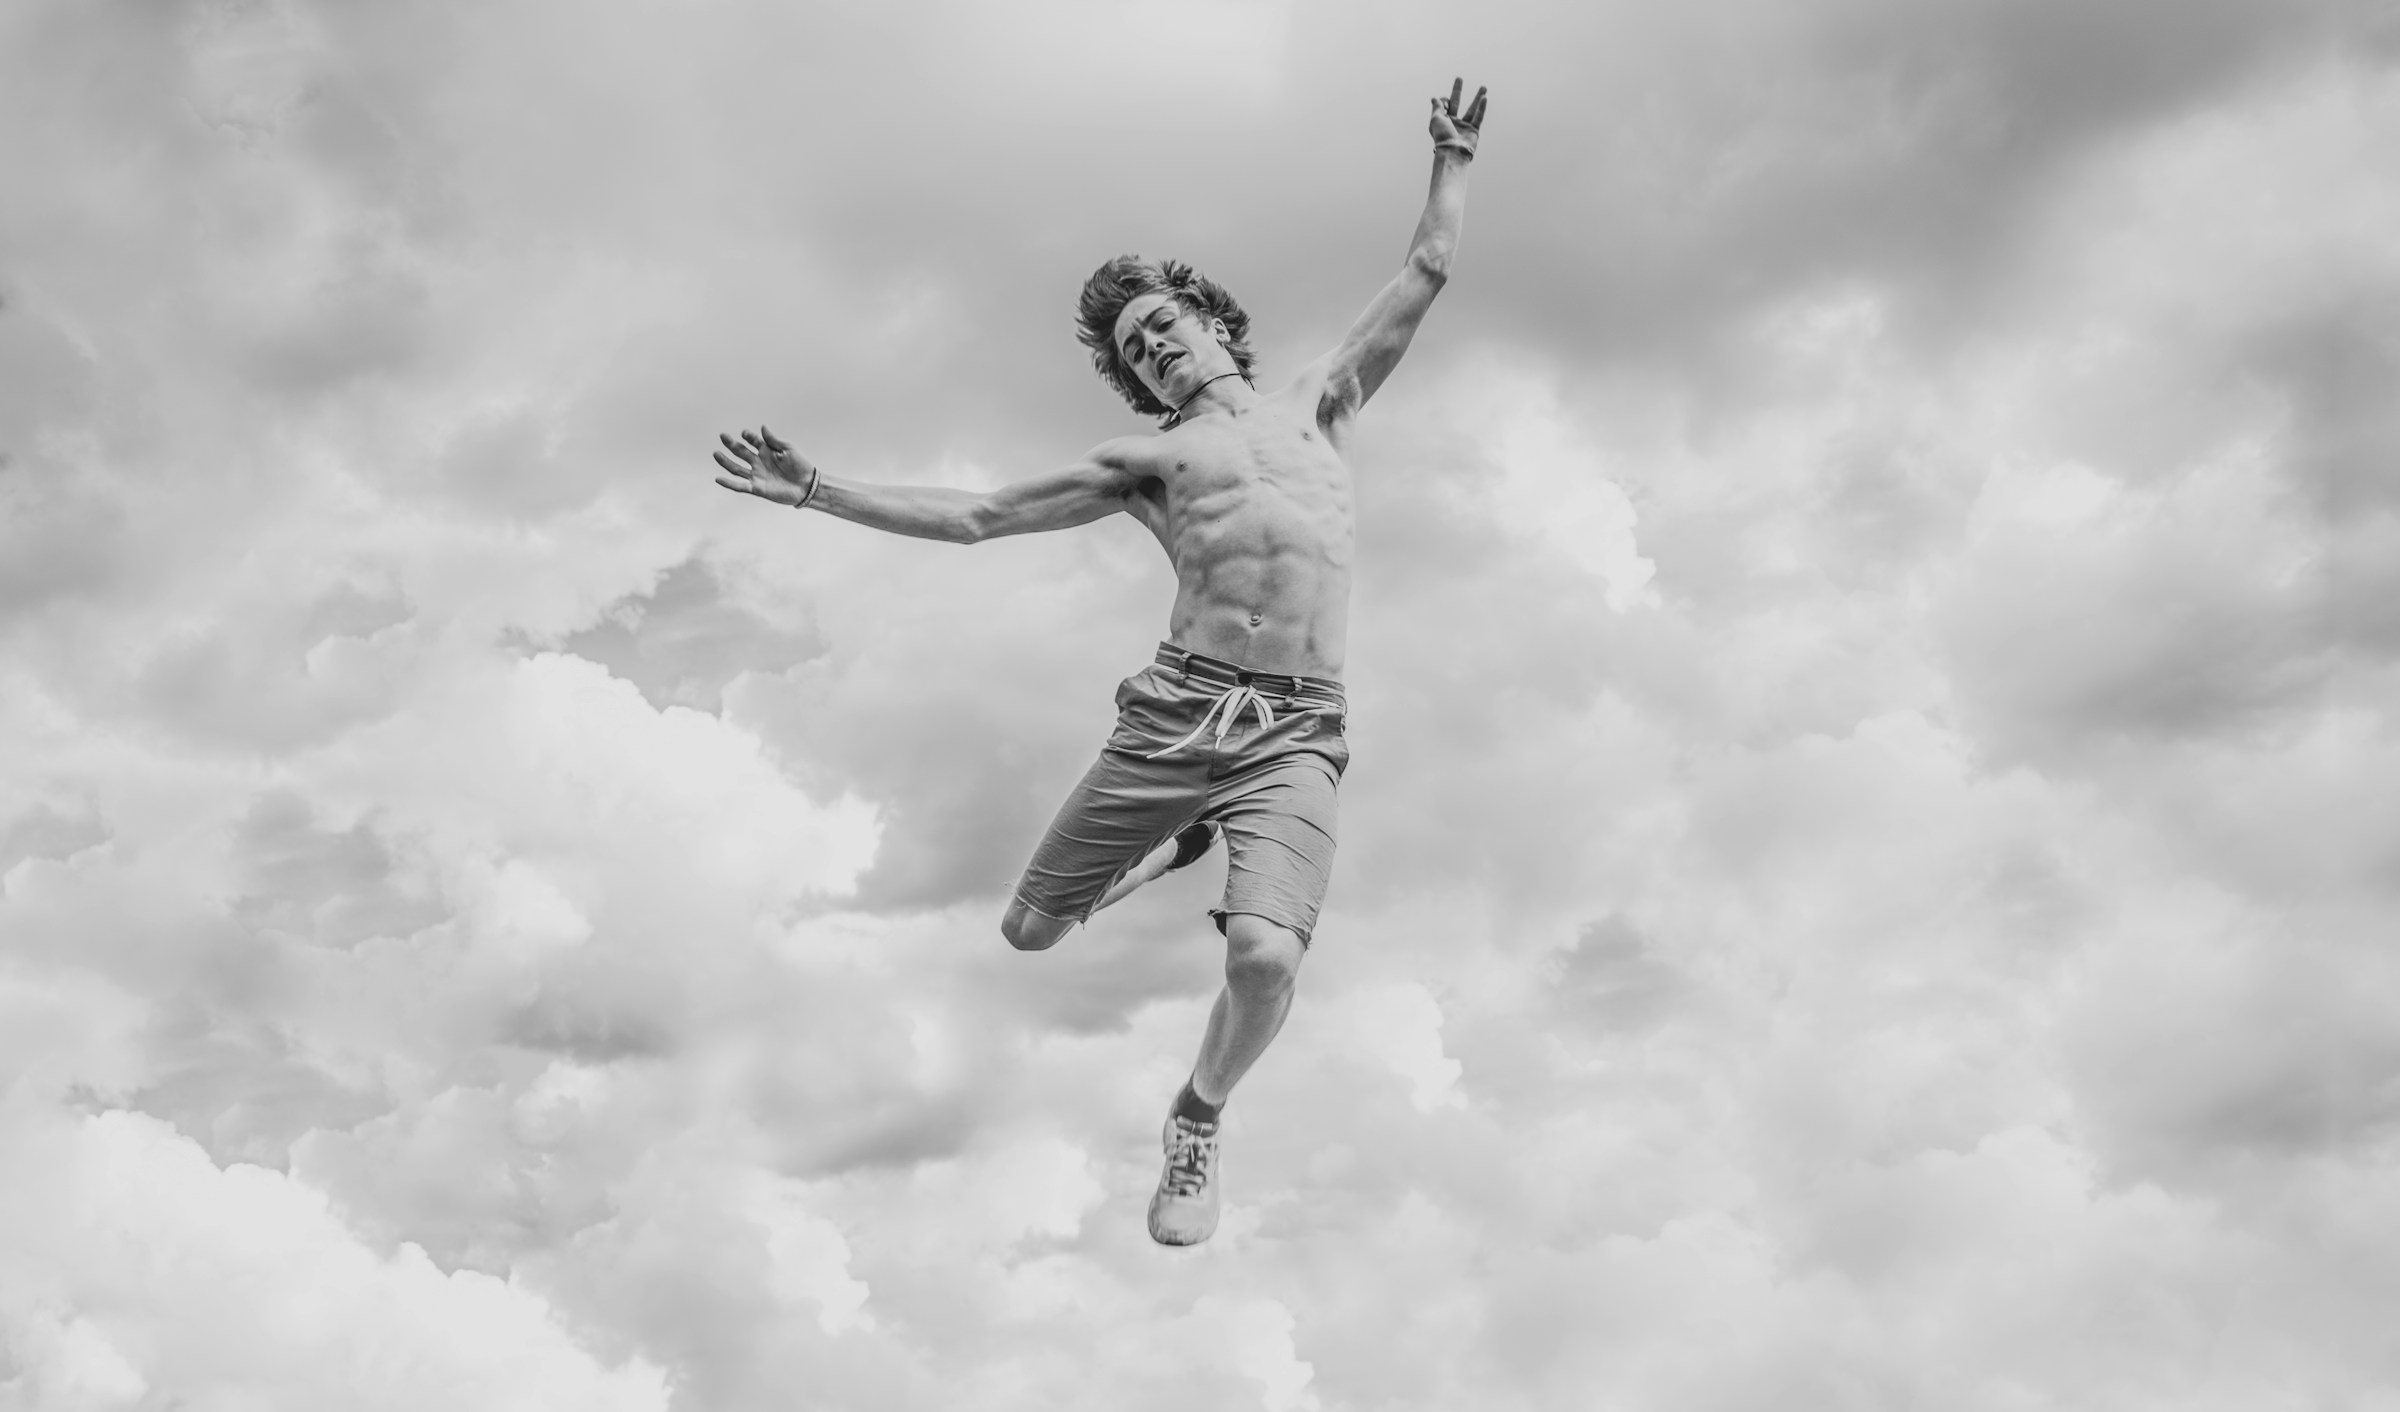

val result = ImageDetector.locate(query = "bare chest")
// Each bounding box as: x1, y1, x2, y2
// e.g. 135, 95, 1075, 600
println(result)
1155, 414, 1353, 523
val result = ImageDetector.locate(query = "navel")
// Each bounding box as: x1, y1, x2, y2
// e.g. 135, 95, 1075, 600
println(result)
1248, 611, 1264, 626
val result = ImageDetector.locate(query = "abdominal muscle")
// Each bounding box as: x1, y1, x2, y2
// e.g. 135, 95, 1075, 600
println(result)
1151, 420, 1355, 681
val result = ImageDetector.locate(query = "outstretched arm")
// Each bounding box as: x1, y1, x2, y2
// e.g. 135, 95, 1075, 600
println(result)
713, 427, 1144, 543
1321, 79, 1488, 422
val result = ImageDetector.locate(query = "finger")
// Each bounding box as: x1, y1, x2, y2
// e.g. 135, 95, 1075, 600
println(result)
714, 475, 752, 493
712, 449, 752, 475
1447, 76, 1462, 114
761, 424, 790, 452
718, 432, 755, 460
1466, 87, 1488, 128
741, 429, 764, 449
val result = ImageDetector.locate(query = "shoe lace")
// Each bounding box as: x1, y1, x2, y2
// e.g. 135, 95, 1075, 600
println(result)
1162, 1117, 1218, 1197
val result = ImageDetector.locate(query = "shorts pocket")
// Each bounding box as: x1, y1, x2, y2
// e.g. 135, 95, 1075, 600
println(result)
1108, 669, 1184, 754
1113, 666, 1166, 710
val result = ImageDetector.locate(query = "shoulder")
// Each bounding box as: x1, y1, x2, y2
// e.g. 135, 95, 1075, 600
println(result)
1081, 433, 1170, 499
1080, 433, 1161, 474
1279, 355, 1334, 400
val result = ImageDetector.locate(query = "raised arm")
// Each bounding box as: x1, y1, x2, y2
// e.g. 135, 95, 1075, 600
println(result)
712, 427, 1144, 543
1320, 79, 1488, 423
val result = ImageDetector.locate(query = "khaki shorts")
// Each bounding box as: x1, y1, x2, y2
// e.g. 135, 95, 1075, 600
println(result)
1013, 643, 1350, 944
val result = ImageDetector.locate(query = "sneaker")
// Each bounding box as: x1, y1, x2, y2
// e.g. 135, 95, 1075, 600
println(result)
1146, 1112, 1221, 1246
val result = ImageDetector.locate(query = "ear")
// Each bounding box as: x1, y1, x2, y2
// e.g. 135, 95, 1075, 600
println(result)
1209, 317, 1230, 345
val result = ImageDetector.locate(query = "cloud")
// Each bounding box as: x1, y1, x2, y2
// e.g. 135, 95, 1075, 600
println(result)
0, 804, 111, 876
0, 1104, 668, 1412
1463, 358, 1661, 609
551, 555, 823, 713
1937, 452, 2329, 760
7, 0, 2400, 1408
1332, 983, 1464, 1112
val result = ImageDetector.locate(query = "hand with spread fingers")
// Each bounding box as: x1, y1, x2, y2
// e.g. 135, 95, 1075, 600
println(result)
1430, 76, 1489, 159
712, 425, 822, 509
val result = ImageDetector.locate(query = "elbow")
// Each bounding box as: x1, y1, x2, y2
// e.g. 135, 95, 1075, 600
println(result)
1408, 245, 1453, 288
954, 501, 992, 545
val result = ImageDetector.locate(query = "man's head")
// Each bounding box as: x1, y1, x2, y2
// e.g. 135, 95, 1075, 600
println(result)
1075, 256, 1257, 420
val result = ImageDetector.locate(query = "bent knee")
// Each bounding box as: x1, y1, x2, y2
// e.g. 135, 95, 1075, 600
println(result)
1001, 899, 1072, 952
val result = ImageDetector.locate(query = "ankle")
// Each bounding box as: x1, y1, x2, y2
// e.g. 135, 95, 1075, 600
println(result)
1173, 1077, 1223, 1126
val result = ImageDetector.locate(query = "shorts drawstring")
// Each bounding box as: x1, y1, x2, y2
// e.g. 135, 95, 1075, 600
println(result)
1146, 683, 1278, 759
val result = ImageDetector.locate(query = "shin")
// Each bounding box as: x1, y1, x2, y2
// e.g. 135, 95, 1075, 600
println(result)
1189, 914, 1305, 1105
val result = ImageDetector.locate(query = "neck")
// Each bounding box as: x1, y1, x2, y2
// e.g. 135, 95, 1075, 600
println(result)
1172, 370, 1250, 420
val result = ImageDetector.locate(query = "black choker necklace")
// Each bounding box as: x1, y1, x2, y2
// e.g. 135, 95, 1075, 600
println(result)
1172, 371, 1248, 416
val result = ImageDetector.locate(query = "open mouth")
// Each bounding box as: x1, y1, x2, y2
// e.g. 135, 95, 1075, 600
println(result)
1156, 350, 1185, 375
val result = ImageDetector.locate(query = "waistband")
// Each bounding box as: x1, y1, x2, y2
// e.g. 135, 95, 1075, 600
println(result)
1153, 643, 1346, 705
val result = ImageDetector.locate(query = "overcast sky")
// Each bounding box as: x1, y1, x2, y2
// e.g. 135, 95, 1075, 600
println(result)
6, 0, 2400, 1408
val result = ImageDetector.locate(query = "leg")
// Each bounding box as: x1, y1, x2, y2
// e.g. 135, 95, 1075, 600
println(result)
1190, 913, 1307, 1104
1146, 696, 1345, 1245
1090, 819, 1218, 915
1147, 912, 1306, 1246
1011, 672, 1212, 944
999, 897, 1074, 952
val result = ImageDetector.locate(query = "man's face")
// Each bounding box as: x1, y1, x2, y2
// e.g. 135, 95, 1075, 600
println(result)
1112, 292, 1234, 407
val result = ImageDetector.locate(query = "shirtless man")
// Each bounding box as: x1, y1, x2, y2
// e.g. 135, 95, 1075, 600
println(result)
712, 80, 1487, 1245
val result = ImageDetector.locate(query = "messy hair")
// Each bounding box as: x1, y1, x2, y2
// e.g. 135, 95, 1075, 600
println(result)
1074, 255, 1257, 422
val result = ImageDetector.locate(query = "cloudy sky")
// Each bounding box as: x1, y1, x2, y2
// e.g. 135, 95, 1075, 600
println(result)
6, 0, 2400, 1407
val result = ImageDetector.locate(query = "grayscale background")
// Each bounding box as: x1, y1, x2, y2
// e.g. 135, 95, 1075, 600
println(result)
4, 0, 2398, 1407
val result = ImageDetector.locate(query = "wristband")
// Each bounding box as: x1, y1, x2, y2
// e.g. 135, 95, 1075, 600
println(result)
794, 461, 823, 511
1434, 140, 1476, 160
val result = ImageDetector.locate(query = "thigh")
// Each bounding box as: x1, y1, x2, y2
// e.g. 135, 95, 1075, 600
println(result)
1210, 759, 1341, 946
1014, 740, 1208, 924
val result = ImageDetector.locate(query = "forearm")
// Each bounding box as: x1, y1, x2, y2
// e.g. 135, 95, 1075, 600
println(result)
1405, 149, 1473, 280
805, 474, 984, 544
